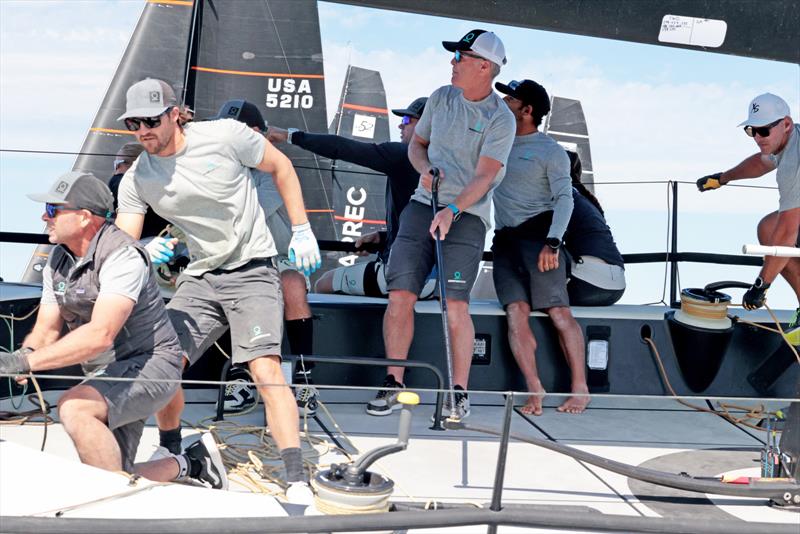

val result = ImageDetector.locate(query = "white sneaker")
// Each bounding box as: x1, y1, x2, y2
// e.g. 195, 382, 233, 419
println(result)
285, 481, 314, 505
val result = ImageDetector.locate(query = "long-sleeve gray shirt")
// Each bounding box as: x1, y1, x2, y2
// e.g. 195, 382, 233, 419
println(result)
492, 132, 573, 239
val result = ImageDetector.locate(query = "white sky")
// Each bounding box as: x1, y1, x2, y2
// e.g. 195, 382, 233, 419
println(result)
1, 0, 798, 307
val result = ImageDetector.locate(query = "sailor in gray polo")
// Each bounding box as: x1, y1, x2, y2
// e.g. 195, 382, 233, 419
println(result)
697, 93, 800, 328
369, 30, 515, 420
0, 172, 227, 489
114, 79, 320, 504
492, 79, 589, 415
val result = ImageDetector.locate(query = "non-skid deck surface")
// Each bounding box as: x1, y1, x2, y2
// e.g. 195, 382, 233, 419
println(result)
1, 388, 797, 533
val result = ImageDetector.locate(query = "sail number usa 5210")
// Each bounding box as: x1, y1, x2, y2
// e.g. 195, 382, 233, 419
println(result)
265, 78, 314, 109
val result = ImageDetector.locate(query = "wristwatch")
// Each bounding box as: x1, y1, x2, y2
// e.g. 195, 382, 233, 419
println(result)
545, 237, 561, 250
286, 128, 300, 144
753, 276, 770, 289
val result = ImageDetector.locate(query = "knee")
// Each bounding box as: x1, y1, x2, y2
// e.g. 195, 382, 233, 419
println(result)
314, 271, 334, 293
388, 290, 416, 314
506, 302, 531, 328
548, 306, 577, 329
446, 300, 469, 321
249, 357, 287, 397
281, 271, 308, 299
58, 388, 102, 428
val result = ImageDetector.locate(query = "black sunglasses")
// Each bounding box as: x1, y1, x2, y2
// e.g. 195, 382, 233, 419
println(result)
124, 108, 172, 132
45, 203, 82, 218
744, 118, 783, 138
454, 50, 485, 63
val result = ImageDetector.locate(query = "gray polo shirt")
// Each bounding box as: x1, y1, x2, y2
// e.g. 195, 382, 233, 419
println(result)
493, 132, 573, 239
411, 85, 516, 229
769, 123, 800, 212
117, 119, 277, 275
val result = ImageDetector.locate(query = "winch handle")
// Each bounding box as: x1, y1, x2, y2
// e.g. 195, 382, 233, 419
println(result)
703, 280, 752, 293
743, 244, 800, 258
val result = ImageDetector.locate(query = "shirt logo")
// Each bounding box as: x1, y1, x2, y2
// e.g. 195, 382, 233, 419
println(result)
519, 150, 534, 161
55, 281, 66, 294
469, 120, 484, 134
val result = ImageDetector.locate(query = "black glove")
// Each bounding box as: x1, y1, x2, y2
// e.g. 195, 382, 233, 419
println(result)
0, 347, 32, 375
742, 277, 770, 310
697, 172, 723, 192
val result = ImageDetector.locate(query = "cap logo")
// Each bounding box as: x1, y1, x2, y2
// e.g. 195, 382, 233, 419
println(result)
149, 91, 161, 103
752, 102, 760, 113
462, 32, 475, 43
227, 106, 240, 117
55, 181, 69, 194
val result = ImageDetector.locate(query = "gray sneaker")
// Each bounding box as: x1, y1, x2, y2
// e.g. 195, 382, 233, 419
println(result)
433, 388, 471, 422
366, 375, 405, 416
295, 384, 318, 417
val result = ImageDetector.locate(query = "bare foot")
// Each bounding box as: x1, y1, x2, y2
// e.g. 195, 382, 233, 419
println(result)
557, 386, 590, 414
520, 384, 546, 415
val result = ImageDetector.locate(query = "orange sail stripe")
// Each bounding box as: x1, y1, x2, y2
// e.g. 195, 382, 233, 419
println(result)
192, 66, 324, 79
342, 103, 389, 114
147, 0, 193, 6
334, 215, 386, 225
306, 209, 335, 213
90, 127, 135, 136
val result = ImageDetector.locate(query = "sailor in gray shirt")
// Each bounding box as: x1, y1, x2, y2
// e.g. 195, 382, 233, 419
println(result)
492, 79, 589, 415
370, 29, 515, 420
115, 79, 319, 504
697, 93, 800, 325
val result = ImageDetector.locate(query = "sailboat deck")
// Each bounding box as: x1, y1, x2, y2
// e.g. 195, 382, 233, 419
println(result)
1, 387, 796, 532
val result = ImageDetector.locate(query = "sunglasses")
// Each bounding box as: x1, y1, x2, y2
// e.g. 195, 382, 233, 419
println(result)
123, 108, 172, 132
400, 115, 413, 125
45, 203, 83, 218
454, 50, 485, 63
744, 118, 783, 138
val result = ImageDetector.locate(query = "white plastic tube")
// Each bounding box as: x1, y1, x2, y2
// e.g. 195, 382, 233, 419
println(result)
742, 244, 800, 258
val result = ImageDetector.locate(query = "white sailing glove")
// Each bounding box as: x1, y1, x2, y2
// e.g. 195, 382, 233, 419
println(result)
288, 222, 321, 276
144, 236, 177, 266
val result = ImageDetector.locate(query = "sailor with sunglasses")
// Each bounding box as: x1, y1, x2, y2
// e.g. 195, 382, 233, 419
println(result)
114, 78, 320, 504
697, 93, 800, 320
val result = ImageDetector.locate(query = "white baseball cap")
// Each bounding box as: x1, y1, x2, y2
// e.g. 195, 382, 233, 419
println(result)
118, 78, 178, 120
738, 93, 791, 127
442, 29, 507, 67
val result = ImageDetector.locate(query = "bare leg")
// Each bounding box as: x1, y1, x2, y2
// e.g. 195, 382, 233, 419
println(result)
506, 301, 546, 415
282, 270, 311, 321
384, 289, 418, 383
314, 270, 335, 294
156, 386, 185, 431
547, 306, 589, 414
758, 211, 800, 303
447, 299, 474, 389
249, 355, 300, 449
133, 457, 181, 482
58, 385, 121, 471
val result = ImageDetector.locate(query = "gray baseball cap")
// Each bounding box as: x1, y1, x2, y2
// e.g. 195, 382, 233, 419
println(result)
114, 142, 145, 170
117, 78, 178, 120
391, 97, 428, 119
28, 171, 114, 218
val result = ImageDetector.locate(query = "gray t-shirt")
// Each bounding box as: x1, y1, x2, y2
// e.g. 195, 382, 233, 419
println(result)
411, 85, 516, 229
118, 119, 277, 275
41, 246, 147, 305
769, 123, 800, 212
493, 132, 573, 239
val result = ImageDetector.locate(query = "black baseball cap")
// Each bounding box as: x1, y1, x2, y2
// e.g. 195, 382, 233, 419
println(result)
28, 171, 114, 218
495, 79, 550, 115
214, 99, 266, 131
391, 97, 428, 119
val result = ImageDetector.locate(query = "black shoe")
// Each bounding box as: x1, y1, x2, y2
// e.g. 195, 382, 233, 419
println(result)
184, 433, 228, 490
366, 375, 405, 416
217, 367, 258, 414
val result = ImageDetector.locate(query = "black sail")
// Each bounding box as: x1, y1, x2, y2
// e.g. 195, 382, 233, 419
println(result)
544, 96, 594, 192
327, 65, 391, 268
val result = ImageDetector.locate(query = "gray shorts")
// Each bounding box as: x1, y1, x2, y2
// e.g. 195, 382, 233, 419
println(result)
386, 201, 484, 301
167, 258, 284, 365
492, 235, 570, 310
85, 352, 182, 472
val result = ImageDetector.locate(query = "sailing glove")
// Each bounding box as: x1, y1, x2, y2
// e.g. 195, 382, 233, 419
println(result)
696, 172, 723, 192
0, 347, 33, 375
742, 277, 770, 310
144, 237, 177, 265
289, 222, 322, 277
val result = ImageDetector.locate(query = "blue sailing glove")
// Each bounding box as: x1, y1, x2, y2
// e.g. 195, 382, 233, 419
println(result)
0, 347, 32, 375
144, 237, 177, 265
288, 222, 322, 276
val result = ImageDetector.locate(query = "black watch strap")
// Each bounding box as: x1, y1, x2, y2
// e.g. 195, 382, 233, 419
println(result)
545, 237, 561, 250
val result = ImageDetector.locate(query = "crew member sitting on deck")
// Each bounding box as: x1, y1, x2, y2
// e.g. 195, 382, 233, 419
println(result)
114, 79, 320, 504
0, 172, 228, 489
212, 99, 319, 418
563, 150, 626, 306
492, 79, 589, 415
697, 93, 800, 340
267, 96, 436, 300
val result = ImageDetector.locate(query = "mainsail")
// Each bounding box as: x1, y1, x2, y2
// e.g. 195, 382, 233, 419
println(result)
21, 0, 336, 282
543, 96, 594, 191
327, 65, 390, 266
